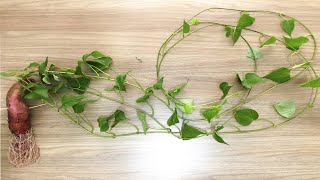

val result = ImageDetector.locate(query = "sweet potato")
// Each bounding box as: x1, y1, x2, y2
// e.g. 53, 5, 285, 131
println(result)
6, 82, 40, 167
6, 82, 30, 135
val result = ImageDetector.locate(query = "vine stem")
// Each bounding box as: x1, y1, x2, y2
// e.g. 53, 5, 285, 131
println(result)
154, 7, 318, 135
218, 67, 308, 119
192, 91, 242, 108
48, 98, 181, 138
240, 35, 258, 72
86, 90, 181, 138
0, 103, 48, 111
7, 8, 317, 139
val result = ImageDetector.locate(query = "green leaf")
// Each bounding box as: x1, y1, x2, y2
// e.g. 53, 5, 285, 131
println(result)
213, 126, 228, 145
260, 36, 277, 48
219, 82, 232, 99
167, 108, 179, 126
136, 87, 154, 103
281, 19, 295, 36
246, 47, 263, 60
136, 93, 152, 103
284, 36, 309, 51
97, 117, 109, 132
49, 81, 67, 94
168, 82, 187, 98
23, 85, 49, 100
274, 100, 296, 118
48, 64, 56, 71
176, 98, 194, 114
216, 125, 224, 131
264, 67, 291, 84
153, 77, 164, 90
0, 70, 20, 77
244, 73, 264, 87
42, 76, 51, 84
60, 95, 87, 109
238, 73, 263, 89
83, 51, 105, 60
300, 77, 320, 88
183, 20, 190, 33
72, 100, 97, 114
113, 110, 127, 127
213, 133, 228, 145
97, 110, 126, 132
113, 73, 127, 91
232, 13, 255, 44
65, 76, 91, 94
224, 26, 233, 37
181, 123, 206, 140
237, 13, 255, 28
75, 61, 85, 76
202, 106, 221, 123
234, 108, 259, 126
22, 82, 38, 94
52, 74, 60, 81
39, 57, 48, 75
191, 18, 199, 25
24, 62, 40, 70
83, 51, 113, 71
145, 87, 153, 94
137, 111, 149, 134
183, 103, 193, 114
232, 27, 242, 44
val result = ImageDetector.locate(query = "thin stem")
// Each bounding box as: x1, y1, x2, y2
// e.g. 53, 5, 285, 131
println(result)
240, 35, 258, 72
86, 90, 181, 139
193, 91, 242, 108
156, 11, 318, 125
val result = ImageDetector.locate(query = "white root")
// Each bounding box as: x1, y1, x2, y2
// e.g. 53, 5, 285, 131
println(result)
8, 129, 40, 167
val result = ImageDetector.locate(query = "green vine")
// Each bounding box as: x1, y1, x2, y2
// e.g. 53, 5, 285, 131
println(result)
1, 8, 319, 144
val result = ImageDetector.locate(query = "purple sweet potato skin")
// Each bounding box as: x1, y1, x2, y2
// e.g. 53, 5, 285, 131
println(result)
6, 82, 30, 135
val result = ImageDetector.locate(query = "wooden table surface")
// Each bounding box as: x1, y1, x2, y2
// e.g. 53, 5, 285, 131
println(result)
1, 0, 320, 179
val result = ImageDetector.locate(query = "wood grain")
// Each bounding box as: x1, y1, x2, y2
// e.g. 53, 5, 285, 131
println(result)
1, 0, 320, 179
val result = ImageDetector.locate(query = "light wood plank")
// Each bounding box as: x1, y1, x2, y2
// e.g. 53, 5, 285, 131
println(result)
1, 1, 320, 179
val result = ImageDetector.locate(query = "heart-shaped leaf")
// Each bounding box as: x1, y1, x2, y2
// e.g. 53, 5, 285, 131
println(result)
168, 82, 187, 98
213, 126, 228, 145
60, 95, 87, 109
224, 26, 233, 37
167, 108, 179, 126
83, 51, 113, 71
300, 77, 320, 88
202, 106, 221, 123
113, 73, 127, 91
284, 36, 309, 51
65, 76, 91, 94
176, 98, 194, 114
238, 73, 263, 89
153, 77, 164, 90
274, 100, 296, 118
219, 82, 232, 99
183, 20, 190, 33
281, 19, 295, 36
137, 111, 149, 134
260, 36, 277, 48
237, 13, 255, 28
264, 67, 291, 84
72, 100, 97, 114
247, 48, 263, 60
234, 108, 259, 126
181, 123, 206, 140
